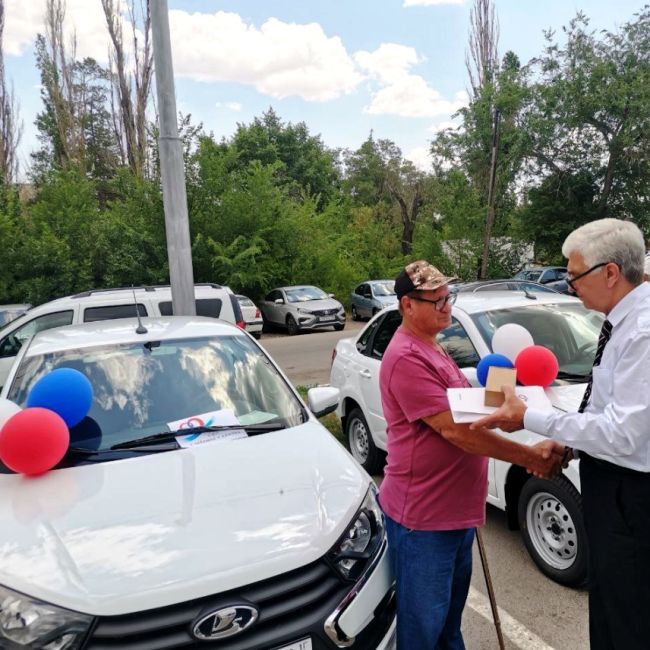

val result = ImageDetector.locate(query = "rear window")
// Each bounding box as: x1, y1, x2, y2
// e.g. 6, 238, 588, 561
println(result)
158, 299, 223, 318
83, 304, 147, 323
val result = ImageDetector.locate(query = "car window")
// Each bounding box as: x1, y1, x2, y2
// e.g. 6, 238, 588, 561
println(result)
362, 285, 372, 298
159, 299, 223, 318
354, 285, 364, 296
0, 307, 30, 327
285, 286, 328, 302
372, 282, 395, 297
266, 290, 282, 302
5, 335, 305, 470
437, 319, 481, 368
237, 296, 255, 308
356, 317, 382, 356
83, 304, 148, 323
0, 310, 74, 358
370, 311, 402, 360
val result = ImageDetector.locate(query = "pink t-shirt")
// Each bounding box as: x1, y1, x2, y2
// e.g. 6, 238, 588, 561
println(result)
379, 328, 488, 531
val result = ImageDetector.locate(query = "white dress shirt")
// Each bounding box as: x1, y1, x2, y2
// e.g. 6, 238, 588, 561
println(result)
524, 282, 650, 472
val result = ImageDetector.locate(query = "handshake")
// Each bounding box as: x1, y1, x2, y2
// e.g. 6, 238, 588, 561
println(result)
526, 440, 571, 479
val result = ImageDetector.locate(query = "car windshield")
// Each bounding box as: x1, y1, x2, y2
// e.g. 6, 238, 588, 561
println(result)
4, 335, 305, 469
285, 286, 328, 302
372, 282, 395, 297
237, 296, 255, 307
0, 308, 28, 327
471, 303, 603, 380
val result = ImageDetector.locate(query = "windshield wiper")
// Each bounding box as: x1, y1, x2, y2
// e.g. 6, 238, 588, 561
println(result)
556, 371, 591, 382
110, 423, 285, 450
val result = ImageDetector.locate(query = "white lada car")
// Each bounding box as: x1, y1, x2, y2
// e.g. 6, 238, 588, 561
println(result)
330, 290, 602, 588
0, 317, 395, 650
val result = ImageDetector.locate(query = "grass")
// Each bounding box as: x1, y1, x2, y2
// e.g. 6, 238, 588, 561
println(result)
295, 384, 345, 445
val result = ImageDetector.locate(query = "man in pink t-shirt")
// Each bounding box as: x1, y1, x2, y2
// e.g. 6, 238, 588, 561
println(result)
380, 260, 563, 649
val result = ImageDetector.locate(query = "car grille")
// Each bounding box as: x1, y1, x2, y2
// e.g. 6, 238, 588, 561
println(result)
312, 308, 338, 317
83, 560, 350, 650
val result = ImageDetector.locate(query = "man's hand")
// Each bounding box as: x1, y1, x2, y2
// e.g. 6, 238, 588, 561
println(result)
470, 385, 527, 432
525, 440, 565, 479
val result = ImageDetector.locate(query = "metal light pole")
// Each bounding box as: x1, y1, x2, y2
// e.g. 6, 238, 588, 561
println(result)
151, 0, 196, 315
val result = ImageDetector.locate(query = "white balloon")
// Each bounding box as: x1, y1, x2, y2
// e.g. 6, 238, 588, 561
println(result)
492, 324, 534, 362
0, 398, 21, 430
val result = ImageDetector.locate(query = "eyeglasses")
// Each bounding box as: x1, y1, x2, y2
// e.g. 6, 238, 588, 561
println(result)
566, 262, 609, 292
408, 292, 457, 310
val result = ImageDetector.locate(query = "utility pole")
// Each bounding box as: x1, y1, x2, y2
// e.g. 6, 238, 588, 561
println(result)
480, 108, 500, 280
151, 0, 195, 315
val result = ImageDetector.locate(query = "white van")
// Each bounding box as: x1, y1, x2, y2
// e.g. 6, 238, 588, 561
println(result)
0, 284, 244, 389
0, 317, 396, 649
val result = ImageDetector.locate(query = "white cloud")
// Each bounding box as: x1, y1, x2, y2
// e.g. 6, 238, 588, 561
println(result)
403, 0, 465, 6
356, 45, 467, 118
406, 146, 433, 171
168, 11, 363, 101
216, 102, 243, 112
4, 0, 128, 63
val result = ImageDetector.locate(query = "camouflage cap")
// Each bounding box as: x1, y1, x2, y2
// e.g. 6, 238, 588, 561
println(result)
394, 260, 457, 299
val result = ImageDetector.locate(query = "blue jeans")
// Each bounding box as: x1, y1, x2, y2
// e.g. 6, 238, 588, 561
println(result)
385, 514, 475, 650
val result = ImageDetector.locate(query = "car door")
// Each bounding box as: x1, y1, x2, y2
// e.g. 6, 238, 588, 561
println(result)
262, 290, 282, 324
0, 310, 75, 389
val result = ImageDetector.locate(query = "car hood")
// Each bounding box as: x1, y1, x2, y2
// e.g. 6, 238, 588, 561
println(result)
292, 299, 341, 311
0, 423, 368, 616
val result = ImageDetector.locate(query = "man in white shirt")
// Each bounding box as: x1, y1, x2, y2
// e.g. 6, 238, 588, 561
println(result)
472, 218, 650, 650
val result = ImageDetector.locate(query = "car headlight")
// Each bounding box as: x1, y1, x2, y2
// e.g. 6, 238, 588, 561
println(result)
327, 486, 385, 582
297, 308, 313, 315
0, 584, 93, 649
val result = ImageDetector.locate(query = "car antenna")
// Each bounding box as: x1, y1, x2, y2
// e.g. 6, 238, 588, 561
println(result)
131, 287, 148, 334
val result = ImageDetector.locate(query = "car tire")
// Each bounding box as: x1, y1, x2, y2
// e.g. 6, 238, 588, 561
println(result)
351, 306, 359, 321
334, 323, 345, 331
251, 331, 262, 340
262, 314, 275, 333
518, 475, 588, 587
286, 315, 299, 336
346, 408, 386, 475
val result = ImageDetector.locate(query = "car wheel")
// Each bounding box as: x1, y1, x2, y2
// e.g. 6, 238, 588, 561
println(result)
286, 315, 299, 336
351, 306, 359, 321
518, 476, 588, 587
262, 314, 274, 333
251, 331, 262, 340
334, 323, 345, 331
346, 408, 386, 474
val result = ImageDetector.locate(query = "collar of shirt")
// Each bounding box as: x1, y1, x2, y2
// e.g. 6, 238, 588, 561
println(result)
606, 281, 650, 330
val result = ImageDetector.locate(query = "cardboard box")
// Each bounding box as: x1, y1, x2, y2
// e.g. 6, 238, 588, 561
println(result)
484, 366, 517, 407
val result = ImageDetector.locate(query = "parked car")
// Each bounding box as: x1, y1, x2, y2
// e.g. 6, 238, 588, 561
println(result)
0, 284, 244, 390
236, 294, 263, 339
0, 317, 395, 650
514, 266, 567, 284
330, 291, 603, 587
350, 281, 397, 321
0, 304, 31, 327
259, 285, 346, 335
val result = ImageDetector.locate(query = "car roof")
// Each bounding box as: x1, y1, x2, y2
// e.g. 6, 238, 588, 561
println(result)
23, 316, 244, 357
277, 285, 321, 291
382, 290, 581, 315
0, 304, 31, 309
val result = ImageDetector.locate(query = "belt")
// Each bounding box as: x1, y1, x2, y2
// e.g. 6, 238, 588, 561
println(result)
580, 452, 650, 478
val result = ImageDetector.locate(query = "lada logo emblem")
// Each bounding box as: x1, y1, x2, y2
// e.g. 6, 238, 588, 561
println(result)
191, 605, 258, 640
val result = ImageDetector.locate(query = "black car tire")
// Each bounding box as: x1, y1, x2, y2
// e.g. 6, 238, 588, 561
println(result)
351, 306, 359, 321
518, 475, 588, 587
286, 315, 299, 336
251, 331, 262, 340
334, 323, 345, 331
345, 408, 386, 474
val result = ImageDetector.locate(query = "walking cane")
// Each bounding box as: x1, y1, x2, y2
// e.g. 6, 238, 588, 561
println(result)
475, 527, 506, 650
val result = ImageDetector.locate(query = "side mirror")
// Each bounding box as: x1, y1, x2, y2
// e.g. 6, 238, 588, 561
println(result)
307, 386, 340, 418
274, 298, 284, 304
461, 367, 480, 387
328, 293, 335, 298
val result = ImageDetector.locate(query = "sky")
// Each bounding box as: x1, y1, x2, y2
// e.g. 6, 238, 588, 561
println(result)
3, 0, 646, 176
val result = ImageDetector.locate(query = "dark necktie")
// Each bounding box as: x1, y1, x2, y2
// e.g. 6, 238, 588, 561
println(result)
578, 319, 613, 413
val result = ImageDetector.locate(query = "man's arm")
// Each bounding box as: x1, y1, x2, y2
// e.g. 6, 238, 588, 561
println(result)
422, 409, 563, 478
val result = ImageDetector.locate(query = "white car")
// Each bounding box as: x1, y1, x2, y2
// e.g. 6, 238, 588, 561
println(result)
236, 294, 263, 339
330, 291, 603, 587
0, 284, 244, 391
0, 318, 395, 650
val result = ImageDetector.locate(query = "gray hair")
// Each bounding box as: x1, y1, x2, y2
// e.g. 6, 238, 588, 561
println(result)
562, 218, 646, 285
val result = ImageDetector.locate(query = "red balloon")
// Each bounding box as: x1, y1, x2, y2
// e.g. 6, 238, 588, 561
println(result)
0, 408, 70, 475
515, 345, 559, 387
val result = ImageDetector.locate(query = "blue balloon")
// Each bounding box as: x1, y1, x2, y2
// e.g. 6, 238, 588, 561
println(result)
27, 368, 93, 428
477, 353, 514, 387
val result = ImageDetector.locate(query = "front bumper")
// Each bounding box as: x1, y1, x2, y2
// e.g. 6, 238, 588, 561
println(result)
297, 313, 346, 330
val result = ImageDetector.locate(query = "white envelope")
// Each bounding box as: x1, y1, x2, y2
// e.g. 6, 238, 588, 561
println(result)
447, 386, 554, 423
